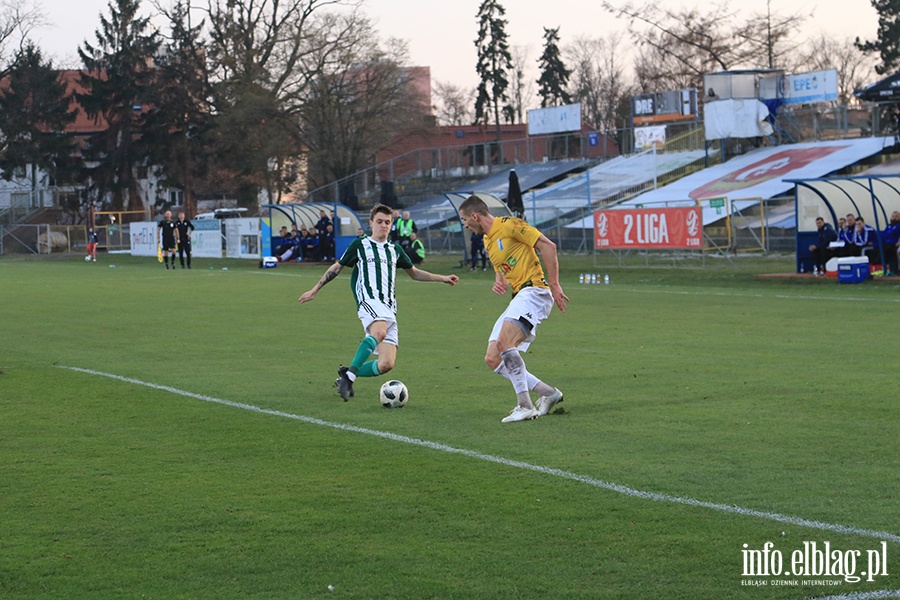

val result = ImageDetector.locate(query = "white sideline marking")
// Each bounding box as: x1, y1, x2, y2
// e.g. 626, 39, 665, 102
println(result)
806, 591, 900, 600
608, 286, 900, 304
60, 365, 900, 545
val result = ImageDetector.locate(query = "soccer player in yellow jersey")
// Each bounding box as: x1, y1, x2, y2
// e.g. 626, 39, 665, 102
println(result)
458, 195, 569, 423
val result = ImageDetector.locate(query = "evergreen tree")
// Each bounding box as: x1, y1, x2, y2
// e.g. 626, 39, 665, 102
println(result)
77, 0, 161, 211
473, 0, 514, 134
536, 27, 572, 108
855, 0, 900, 75
0, 43, 76, 201
143, 0, 211, 215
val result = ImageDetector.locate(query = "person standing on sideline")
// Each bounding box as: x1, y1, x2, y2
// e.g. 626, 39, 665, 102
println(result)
314, 209, 331, 237
86, 226, 99, 262
395, 210, 417, 253
458, 195, 569, 423
470, 231, 487, 271
881, 211, 900, 275
389, 209, 401, 242
175, 212, 195, 269
298, 204, 459, 400
409, 232, 425, 264
157, 210, 179, 269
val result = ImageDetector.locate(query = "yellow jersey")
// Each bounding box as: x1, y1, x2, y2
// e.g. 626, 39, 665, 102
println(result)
484, 216, 548, 294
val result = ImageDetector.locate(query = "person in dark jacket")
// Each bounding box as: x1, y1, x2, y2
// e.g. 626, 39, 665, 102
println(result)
881, 211, 900, 275
470, 231, 487, 271
314, 210, 331, 237
808, 217, 837, 273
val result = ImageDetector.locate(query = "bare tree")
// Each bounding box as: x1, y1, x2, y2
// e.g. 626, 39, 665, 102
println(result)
0, 0, 46, 73
201, 0, 367, 203
739, 0, 809, 70
508, 45, 534, 123
801, 35, 876, 105
604, 0, 805, 93
433, 80, 473, 126
567, 33, 633, 131
301, 34, 431, 193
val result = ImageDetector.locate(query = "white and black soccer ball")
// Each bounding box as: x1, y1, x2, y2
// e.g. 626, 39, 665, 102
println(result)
84, 255, 92, 262
379, 380, 408, 408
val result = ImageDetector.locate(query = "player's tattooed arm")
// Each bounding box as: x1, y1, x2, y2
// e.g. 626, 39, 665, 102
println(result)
299, 262, 343, 304
321, 262, 342, 286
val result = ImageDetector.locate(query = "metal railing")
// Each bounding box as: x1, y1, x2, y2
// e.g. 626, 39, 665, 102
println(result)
297, 103, 893, 210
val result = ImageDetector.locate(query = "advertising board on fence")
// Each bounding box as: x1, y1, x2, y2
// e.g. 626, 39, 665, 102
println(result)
129, 219, 223, 257
594, 207, 703, 250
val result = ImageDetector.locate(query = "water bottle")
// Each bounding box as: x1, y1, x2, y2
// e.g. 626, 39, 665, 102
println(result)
579, 273, 585, 284
800, 263, 805, 273
813, 266, 819, 276
604, 274, 610, 285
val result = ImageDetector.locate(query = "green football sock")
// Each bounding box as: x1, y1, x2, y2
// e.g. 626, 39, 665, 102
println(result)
357, 360, 381, 378
349, 335, 378, 374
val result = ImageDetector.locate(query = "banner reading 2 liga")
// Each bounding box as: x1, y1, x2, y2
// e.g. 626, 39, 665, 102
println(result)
594, 207, 702, 249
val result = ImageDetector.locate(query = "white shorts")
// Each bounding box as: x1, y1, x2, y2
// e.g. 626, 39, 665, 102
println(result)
488, 286, 552, 352
358, 299, 399, 347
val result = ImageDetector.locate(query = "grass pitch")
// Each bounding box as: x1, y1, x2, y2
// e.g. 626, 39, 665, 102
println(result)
1, 252, 898, 599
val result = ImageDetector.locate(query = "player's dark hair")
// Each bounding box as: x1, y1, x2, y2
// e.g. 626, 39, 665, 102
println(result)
370, 203, 393, 220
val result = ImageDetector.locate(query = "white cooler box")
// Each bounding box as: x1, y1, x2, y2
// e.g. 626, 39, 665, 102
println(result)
837, 256, 868, 284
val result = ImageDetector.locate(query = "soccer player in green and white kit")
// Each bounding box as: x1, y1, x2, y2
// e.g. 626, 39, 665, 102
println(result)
298, 204, 459, 400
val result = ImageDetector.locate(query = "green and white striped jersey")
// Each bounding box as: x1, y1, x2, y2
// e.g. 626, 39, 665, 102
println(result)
339, 236, 413, 312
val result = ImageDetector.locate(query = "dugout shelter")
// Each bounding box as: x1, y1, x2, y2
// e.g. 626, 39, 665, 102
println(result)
790, 174, 900, 273
442, 191, 512, 265
260, 202, 364, 259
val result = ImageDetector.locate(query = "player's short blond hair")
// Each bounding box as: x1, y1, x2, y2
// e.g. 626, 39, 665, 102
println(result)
459, 195, 489, 216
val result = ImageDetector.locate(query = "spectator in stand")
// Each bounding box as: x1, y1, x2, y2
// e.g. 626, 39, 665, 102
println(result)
315, 210, 331, 237
808, 217, 837, 273
881, 211, 900, 275
409, 232, 425, 264
470, 231, 487, 271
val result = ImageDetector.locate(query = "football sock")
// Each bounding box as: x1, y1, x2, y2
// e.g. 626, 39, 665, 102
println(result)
494, 363, 554, 396
349, 335, 378, 376
357, 360, 381, 378
500, 348, 533, 408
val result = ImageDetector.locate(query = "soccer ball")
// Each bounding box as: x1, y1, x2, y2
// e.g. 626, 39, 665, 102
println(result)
84, 255, 91, 262
379, 380, 408, 408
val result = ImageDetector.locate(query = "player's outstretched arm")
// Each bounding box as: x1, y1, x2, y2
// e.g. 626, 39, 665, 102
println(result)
404, 267, 458, 285
299, 261, 343, 303
535, 235, 569, 312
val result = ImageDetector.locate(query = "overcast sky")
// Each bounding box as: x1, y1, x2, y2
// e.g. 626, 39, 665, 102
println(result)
33, 0, 881, 89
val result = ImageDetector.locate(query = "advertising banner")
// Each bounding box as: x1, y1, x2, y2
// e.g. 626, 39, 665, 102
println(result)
631, 89, 697, 125
635, 125, 667, 150
190, 219, 224, 258
129, 219, 223, 257
781, 70, 838, 105
594, 207, 702, 250
527, 103, 582, 135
